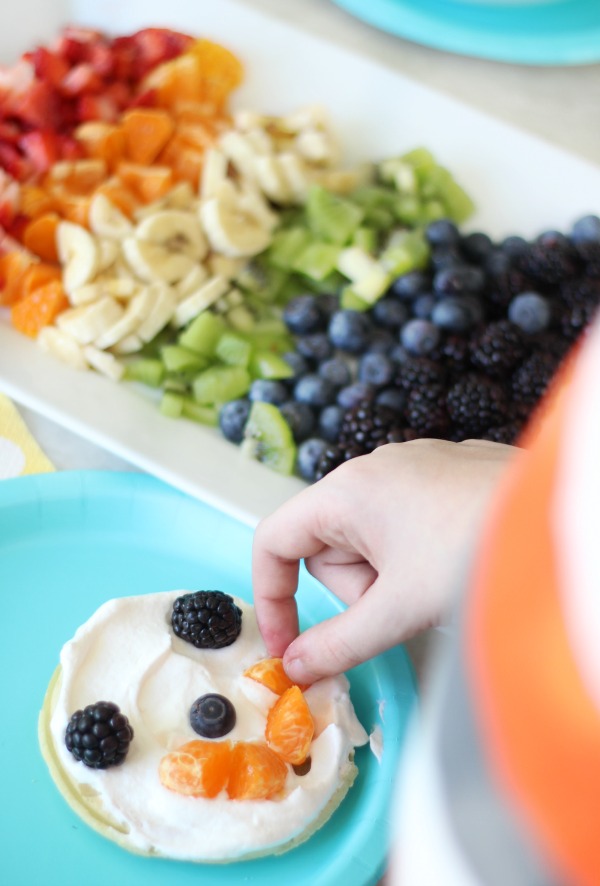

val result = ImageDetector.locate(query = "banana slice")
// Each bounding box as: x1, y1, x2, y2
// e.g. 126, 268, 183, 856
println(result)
88, 193, 133, 239
199, 186, 272, 259
137, 282, 177, 342
134, 181, 196, 221
83, 345, 125, 382
200, 148, 228, 200
37, 326, 89, 371
173, 275, 229, 328
94, 287, 156, 350
253, 155, 292, 204
56, 222, 100, 294
96, 238, 120, 274
123, 210, 207, 284
56, 296, 124, 346
177, 264, 209, 299
111, 333, 143, 355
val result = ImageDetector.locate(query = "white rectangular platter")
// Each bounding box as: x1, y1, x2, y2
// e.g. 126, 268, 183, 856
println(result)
0, 0, 599, 526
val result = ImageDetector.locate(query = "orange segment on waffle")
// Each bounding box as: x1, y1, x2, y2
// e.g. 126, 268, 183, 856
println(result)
244, 657, 295, 696
159, 739, 232, 799
265, 685, 314, 765
228, 741, 288, 800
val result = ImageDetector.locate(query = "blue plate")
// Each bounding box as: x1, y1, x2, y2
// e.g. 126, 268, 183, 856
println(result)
332, 0, 600, 65
0, 471, 417, 886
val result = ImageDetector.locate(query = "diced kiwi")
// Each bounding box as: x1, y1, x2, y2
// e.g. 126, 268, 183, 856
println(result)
340, 286, 370, 311
250, 350, 294, 380
181, 399, 219, 426
160, 345, 208, 374
192, 366, 251, 405
160, 391, 185, 418
292, 242, 341, 281
215, 332, 252, 367
123, 358, 165, 388
305, 185, 364, 245
267, 227, 313, 270
178, 311, 227, 357
241, 401, 296, 475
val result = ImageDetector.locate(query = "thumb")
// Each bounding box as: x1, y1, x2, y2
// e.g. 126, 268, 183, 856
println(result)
282, 586, 406, 684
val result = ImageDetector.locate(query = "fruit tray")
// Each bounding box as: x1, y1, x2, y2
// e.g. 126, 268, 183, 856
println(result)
0, 0, 599, 526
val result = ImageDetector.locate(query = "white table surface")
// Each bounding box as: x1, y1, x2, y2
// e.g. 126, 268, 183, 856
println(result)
7, 0, 600, 683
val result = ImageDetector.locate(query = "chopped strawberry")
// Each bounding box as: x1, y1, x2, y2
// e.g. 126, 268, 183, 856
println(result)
130, 28, 195, 79
103, 80, 131, 111
0, 142, 33, 182
6, 212, 29, 240
111, 37, 137, 82
30, 46, 70, 88
87, 42, 114, 78
0, 121, 21, 145
60, 62, 103, 97
58, 134, 85, 161
77, 93, 119, 123
19, 129, 60, 175
127, 87, 158, 109
10, 80, 59, 129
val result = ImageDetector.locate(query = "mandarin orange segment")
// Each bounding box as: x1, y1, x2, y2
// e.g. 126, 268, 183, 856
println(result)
117, 162, 174, 203
228, 741, 288, 800
159, 739, 232, 799
96, 178, 140, 218
21, 262, 61, 298
75, 122, 126, 172
265, 685, 314, 765
11, 279, 68, 337
22, 212, 60, 263
0, 251, 34, 306
19, 184, 55, 219
244, 657, 295, 696
46, 159, 108, 196
122, 108, 175, 166
189, 39, 244, 109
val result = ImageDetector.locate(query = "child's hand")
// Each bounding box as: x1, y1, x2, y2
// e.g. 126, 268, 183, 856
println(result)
252, 439, 519, 684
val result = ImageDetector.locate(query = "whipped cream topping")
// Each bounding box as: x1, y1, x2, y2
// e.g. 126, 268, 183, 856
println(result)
50, 590, 368, 860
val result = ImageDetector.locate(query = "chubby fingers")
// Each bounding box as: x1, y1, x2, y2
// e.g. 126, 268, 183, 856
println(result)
282, 578, 406, 684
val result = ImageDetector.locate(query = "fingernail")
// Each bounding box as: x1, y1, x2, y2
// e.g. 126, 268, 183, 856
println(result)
285, 656, 317, 686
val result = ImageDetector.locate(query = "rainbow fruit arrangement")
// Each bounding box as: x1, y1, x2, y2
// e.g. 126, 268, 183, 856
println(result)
1, 25, 599, 481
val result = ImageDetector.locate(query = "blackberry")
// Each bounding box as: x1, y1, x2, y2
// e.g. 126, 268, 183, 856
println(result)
65, 701, 133, 769
559, 300, 599, 342
511, 351, 560, 409
172, 591, 242, 649
447, 374, 509, 435
559, 275, 600, 311
395, 356, 447, 391
439, 335, 471, 376
316, 401, 407, 478
405, 384, 449, 437
516, 237, 580, 287
470, 320, 526, 376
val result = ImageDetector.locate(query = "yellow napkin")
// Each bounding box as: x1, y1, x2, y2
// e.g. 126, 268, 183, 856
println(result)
0, 393, 55, 477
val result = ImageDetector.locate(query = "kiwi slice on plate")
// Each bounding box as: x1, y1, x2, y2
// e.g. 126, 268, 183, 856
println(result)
241, 401, 296, 475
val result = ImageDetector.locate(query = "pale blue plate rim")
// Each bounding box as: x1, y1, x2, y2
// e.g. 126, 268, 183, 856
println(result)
331, 0, 600, 65
0, 469, 417, 886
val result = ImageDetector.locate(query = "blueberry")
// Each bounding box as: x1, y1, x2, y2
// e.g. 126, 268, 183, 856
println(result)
282, 351, 309, 383
433, 264, 485, 297
571, 214, 600, 244
296, 332, 334, 363
280, 400, 315, 442
358, 352, 394, 387
318, 404, 344, 442
460, 231, 493, 263
249, 378, 288, 405
388, 270, 429, 301
328, 310, 372, 353
412, 293, 436, 319
316, 292, 340, 317
318, 357, 352, 388
425, 218, 460, 247
372, 297, 408, 329
297, 437, 328, 482
375, 387, 407, 413
500, 235, 528, 257
536, 229, 571, 250
190, 693, 236, 739
508, 291, 551, 334
283, 294, 324, 334
431, 296, 478, 333
294, 373, 336, 407
430, 245, 464, 271
337, 381, 375, 409
400, 318, 441, 355
219, 398, 251, 443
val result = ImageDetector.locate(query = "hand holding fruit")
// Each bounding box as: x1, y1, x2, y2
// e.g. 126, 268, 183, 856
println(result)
252, 438, 520, 684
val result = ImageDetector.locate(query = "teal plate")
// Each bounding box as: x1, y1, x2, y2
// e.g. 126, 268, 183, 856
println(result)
332, 0, 600, 65
0, 470, 417, 886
